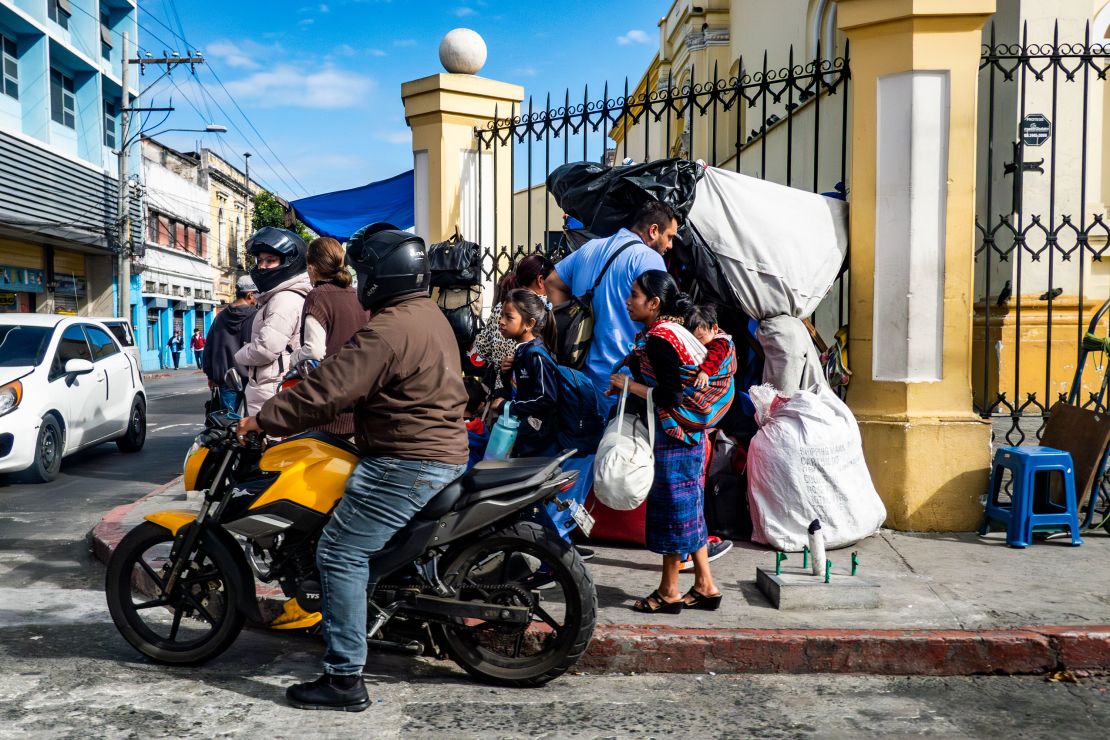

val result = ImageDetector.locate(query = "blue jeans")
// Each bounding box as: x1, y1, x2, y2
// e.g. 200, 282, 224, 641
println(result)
316, 456, 466, 676
217, 384, 241, 413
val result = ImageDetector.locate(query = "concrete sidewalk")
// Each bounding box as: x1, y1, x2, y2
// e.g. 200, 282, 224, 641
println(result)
89, 478, 1110, 676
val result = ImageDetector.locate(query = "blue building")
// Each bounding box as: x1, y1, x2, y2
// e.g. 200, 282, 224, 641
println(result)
0, 0, 140, 318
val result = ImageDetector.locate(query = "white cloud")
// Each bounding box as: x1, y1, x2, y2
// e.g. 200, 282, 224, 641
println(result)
513, 66, 538, 77
377, 130, 411, 144
393, 38, 417, 47
223, 65, 375, 109
616, 29, 650, 45
205, 39, 264, 70
367, 48, 387, 57
299, 18, 315, 26
319, 3, 330, 11
454, 6, 477, 16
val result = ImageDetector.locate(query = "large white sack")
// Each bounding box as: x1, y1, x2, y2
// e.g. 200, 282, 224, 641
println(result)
756, 315, 826, 395
687, 166, 848, 319
746, 384, 886, 552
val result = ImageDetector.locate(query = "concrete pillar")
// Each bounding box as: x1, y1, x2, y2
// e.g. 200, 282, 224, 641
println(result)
401, 74, 523, 250
838, 0, 996, 531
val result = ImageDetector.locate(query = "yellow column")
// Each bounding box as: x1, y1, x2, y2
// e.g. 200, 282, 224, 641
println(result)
839, 0, 996, 531
401, 73, 523, 247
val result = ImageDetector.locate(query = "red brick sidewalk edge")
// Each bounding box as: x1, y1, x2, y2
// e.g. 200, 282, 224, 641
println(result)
88, 485, 1110, 676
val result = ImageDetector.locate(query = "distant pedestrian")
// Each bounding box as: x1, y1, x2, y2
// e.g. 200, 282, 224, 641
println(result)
190, 328, 206, 369
203, 276, 259, 412
167, 331, 184, 370
288, 236, 371, 436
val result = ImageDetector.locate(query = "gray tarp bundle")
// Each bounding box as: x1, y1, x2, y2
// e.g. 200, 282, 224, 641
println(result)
547, 161, 849, 395
686, 165, 848, 393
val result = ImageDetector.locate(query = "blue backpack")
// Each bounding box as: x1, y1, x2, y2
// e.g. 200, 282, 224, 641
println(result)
527, 345, 607, 456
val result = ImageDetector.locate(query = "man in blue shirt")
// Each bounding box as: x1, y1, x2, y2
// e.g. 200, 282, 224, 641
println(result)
546, 200, 679, 403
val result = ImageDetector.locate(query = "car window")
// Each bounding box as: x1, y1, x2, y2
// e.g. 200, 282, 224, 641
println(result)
102, 321, 135, 347
83, 325, 121, 361
0, 325, 54, 367
50, 325, 92, 379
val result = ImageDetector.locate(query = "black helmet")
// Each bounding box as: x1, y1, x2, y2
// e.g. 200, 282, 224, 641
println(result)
246, 227, 308, 293
346, 222, 430, 311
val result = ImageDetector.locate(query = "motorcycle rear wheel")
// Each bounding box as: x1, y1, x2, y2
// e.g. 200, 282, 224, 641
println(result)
105, 521, 245, 666
436, 521, 597, 687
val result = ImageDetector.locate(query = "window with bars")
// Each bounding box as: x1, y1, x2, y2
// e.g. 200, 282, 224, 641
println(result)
1, 34, 16, 100
48, 0, 71, 30
49, 68, 75, 128
104, 100, 117, 149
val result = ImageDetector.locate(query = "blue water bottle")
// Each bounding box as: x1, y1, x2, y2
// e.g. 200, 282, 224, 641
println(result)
483, 401, 520, 461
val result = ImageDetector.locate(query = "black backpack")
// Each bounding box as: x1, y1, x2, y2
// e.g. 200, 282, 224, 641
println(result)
552, 240, 636, 369
428, 230, 481, 288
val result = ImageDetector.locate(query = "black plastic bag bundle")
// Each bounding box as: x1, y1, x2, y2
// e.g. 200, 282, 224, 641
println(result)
546, 158, 702, 237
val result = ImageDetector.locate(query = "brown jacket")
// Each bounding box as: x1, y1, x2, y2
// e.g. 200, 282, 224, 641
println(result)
257, 294, 468, 464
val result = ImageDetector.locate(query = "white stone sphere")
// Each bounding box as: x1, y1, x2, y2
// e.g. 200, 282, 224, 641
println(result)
439, 28, 487, 75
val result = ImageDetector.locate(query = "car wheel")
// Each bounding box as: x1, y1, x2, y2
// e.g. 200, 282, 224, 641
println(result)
17, 416, 63, 483
116, 397, 147, 453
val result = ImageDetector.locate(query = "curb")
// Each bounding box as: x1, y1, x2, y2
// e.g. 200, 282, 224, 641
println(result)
88, 475, 184, 564
143, 370, 205, 382
88, 489, 1110, 676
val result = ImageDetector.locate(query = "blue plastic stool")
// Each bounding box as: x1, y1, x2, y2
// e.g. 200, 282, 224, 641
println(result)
979, 446, 1083, 548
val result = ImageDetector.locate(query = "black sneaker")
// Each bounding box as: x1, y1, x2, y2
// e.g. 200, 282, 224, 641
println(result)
575, 546, 595, 561
286, 673, 370, 712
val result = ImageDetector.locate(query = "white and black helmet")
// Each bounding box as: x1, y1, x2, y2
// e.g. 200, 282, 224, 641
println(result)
246, 227, 308, 293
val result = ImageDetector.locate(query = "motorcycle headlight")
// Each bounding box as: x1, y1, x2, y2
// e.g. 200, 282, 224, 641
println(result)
0, 380, 22, 418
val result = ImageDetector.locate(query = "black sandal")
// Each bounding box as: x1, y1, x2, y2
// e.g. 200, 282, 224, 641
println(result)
682, 588, 723, 611
632, 589, 684, 614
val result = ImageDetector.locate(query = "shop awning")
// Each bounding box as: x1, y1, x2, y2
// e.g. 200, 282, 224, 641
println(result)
290, 170, 414, 241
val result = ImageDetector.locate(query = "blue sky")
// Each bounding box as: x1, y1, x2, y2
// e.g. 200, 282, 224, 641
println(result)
139, 0, 669, 200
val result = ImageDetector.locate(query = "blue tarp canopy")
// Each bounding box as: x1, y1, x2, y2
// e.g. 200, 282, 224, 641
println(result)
290, 169, 414, 241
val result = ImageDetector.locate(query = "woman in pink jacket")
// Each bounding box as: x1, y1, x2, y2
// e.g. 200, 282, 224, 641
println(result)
234, 227, 313, 415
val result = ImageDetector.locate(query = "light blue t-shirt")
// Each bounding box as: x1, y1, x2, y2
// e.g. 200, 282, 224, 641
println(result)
555, 228, 666, 401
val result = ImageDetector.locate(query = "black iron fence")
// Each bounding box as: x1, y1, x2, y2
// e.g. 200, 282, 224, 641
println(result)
471, 43, 851, 332
975, 23, 1110, 444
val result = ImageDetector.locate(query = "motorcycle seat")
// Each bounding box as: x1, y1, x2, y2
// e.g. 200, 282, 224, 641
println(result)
416, 480, 463, 520
460, 457, 557, 493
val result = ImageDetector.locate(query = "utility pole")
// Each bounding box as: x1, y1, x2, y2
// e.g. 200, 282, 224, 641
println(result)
115, 43, 206, 317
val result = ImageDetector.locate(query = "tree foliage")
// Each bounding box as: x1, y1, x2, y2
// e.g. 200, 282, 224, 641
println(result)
251, 191, 313, 242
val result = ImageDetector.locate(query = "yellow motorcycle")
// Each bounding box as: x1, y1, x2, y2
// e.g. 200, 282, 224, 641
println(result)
104, 403, 596, 687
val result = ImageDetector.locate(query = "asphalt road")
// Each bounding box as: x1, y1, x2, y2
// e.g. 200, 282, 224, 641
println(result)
0, 371, 210, 590
2, 372, 1109, 738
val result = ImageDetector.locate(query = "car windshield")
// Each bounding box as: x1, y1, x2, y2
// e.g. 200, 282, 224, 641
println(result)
0, 324, 53, 367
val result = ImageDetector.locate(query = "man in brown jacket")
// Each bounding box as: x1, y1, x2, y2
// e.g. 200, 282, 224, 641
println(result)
237, 225, 467, 712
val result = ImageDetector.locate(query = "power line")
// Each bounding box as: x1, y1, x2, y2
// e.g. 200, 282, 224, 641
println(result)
136, 8, 311, 197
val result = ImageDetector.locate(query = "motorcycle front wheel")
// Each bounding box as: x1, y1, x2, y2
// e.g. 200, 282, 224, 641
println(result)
436, 521, 597, 687
105, 521, 245, 666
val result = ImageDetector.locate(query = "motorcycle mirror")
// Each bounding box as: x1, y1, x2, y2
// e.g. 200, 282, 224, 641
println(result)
224, 368, 244, 392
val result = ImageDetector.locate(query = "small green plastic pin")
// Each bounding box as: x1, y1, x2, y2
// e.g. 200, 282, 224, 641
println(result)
824, 559, 832, 584
802, 545, 809, 570
775, 551, 787, 576
851, 551, 859, 576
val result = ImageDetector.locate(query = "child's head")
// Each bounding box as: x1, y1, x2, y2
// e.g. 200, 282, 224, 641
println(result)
686, 304, 719, 345
463, 375, 488, 418
499, 289, 557, 347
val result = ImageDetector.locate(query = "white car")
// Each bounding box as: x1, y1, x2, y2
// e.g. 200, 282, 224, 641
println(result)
0, 315, 147, 482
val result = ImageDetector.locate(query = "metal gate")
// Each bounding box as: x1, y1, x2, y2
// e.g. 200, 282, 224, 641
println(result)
975, 23, 1110, 444
471, 43, 851, 337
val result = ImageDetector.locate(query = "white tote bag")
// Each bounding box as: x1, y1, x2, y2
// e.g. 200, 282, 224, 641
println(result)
593, 377, 655, 511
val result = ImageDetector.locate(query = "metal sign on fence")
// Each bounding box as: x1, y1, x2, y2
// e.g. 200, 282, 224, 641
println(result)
1020, 113, 1051, 147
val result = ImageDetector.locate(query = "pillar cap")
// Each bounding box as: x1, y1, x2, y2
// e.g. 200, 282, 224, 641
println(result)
401, 73, 524, 124
838, 0, 996, 31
